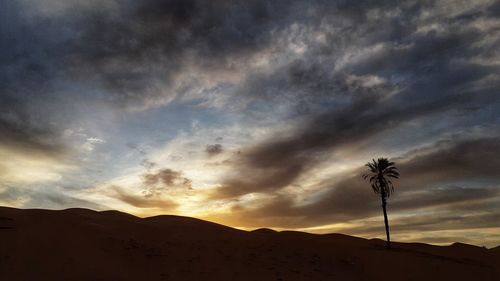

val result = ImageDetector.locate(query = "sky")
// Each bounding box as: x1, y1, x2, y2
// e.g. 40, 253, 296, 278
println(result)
1, 0, 500, 247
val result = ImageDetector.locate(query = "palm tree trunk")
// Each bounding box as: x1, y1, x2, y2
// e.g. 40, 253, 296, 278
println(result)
381, 195, 391, 249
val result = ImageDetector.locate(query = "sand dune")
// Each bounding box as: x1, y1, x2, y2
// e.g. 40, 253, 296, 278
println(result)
0, 206, 498, 281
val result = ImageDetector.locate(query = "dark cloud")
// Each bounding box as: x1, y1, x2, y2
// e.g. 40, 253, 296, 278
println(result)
2, 0, 499, 157
300, 137, 500, 224
397, 138, 500, 184
0, 97, 68, 157
0, 2, 74, 158
141, 168, 192, 198
143, 168, 190, 187
219, 137, 500, 229
214, 0, 500, 198
62, 0, 298, 109
214, 92, 382, 198
216, 84, 496, 198
205, 144, 223, 156
111, 186, 178, 209
0, 0, 315, 161
0, 0, 286, 157
108, 168, 191, 209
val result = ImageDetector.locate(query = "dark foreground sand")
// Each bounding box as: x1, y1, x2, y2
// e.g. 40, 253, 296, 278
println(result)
1, 206, 499, 281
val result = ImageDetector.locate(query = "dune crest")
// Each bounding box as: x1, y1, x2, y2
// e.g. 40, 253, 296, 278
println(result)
0, 207, 498, 281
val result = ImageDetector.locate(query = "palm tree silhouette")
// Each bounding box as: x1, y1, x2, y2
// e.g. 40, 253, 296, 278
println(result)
363, 158, 399, 249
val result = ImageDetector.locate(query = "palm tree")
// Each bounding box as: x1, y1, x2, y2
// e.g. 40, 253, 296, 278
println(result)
363, 158, 399, 249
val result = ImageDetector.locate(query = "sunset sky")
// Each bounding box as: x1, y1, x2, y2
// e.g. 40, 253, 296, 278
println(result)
1, 0, 500, 247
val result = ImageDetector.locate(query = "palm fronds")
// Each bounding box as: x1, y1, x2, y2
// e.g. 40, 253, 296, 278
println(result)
362, 158, 399, 198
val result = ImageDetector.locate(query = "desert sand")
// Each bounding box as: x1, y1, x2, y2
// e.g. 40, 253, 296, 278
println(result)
1, 206, 498, 280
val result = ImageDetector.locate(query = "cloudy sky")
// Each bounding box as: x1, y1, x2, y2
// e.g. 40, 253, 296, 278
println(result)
1, 0, 500, 247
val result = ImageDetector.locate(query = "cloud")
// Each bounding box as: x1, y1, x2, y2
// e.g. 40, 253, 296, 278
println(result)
52, 0, 302, 110
214, 86, 490, 198
205, 144, 223, 156
212, 136, 500, 231
111, 186, 178, 209
142, 168, 192, 197
0, 145, 73, 186
397, 138, 500, 184
0, 97, 68, 157
2, 0, 500, 247
102, 168, 192, 210
0, 185, 106, 210
211, 0, 500, 198
3, 0, 498, 155
1, 0, 293, 166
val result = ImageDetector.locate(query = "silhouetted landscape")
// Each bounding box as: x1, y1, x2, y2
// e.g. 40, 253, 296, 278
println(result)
1, 206, 499, 281
2, 1, 500, 280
